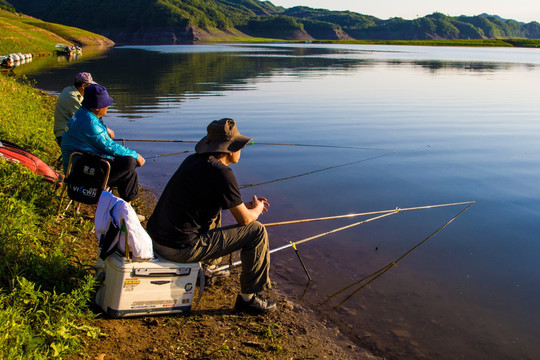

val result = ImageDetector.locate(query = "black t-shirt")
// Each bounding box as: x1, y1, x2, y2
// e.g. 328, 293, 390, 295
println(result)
147, 154, 243, 248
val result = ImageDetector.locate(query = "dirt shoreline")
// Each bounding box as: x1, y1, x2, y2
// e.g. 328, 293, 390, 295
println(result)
76, 188, 382, 360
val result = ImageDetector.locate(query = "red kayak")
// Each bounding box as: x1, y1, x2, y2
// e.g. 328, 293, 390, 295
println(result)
0, 140, 63, 186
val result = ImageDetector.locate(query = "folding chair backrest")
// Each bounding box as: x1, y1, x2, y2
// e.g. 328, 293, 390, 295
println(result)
65, 152, 111, 204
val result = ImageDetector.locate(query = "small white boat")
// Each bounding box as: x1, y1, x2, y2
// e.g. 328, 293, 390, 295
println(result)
56, 44, 82, 55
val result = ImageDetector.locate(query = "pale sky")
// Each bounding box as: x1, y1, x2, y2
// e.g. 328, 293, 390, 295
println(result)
269, 0, 540, 23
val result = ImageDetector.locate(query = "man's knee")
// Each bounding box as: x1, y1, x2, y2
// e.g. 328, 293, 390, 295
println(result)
248, 221, 268, 244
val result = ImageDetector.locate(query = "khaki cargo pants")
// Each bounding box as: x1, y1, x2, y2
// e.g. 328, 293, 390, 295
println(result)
152, 220, 271, 294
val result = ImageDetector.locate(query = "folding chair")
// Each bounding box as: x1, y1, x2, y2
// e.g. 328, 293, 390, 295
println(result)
57, 151, 111, 215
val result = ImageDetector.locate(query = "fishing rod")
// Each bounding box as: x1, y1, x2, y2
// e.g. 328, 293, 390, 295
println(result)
263, 201, 475, 227
125, 138, 395, 184
247, 141, 390, 151
323, 201, 475, 309
212, 200, 475, 275
239, 152, 395, 189
115, 138, 390, 151
213, 211, 399, 274
117, 138, 394, 166
138, 149, 394, 192
145, 150, 195, 160
141, 151, 394, 185
270, 211, 397, 251
146, 149, 383, 162
116, 138, 198, 144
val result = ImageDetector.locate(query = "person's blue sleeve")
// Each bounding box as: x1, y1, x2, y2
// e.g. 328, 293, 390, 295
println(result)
88, 118, 138, 159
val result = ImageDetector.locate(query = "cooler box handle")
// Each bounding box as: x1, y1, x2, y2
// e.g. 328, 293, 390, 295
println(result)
133, 267, 192, 277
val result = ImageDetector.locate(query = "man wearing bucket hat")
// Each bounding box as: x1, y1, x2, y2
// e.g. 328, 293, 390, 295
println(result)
147, 118, 276, 314
61, 84, 145, 202
53, 72, 115, 146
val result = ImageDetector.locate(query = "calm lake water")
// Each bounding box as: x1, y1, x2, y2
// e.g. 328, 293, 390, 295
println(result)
22, 44, 540, 360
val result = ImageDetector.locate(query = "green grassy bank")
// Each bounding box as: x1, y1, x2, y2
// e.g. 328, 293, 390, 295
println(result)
0, 75, 100, 359
0, 9, 113, 56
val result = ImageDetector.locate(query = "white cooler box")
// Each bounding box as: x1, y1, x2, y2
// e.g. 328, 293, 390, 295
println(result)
95, 252, 201, 318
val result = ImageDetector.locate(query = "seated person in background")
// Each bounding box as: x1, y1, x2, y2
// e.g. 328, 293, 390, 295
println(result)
54, 72, 114, 146
147, 118, 276, 315
61, 84, 145, 202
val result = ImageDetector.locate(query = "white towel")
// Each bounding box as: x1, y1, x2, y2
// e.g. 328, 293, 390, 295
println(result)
95, 190, 154, 260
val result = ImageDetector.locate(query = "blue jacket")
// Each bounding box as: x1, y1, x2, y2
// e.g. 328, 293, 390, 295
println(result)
61, 107, 137, 172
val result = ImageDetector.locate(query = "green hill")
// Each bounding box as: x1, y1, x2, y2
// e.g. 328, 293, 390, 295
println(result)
0, 7, 113, 55
4, 0, 540, 43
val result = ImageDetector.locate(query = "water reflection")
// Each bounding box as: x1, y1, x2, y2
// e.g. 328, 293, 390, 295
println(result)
412, 60, 507, 72
98, 46, 374, 115
322, 201, 475, 309
23, 44, 537, 116
14, 46, 109, 80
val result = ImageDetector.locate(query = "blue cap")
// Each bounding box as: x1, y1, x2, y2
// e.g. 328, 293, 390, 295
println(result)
82, 84, 113, 109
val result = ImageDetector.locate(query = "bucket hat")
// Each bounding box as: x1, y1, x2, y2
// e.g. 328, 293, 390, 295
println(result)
81, 84, 114, 109
195, 118, 252, 154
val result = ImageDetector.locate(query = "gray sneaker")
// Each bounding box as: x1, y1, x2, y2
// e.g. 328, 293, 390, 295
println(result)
234, 294, 276, 314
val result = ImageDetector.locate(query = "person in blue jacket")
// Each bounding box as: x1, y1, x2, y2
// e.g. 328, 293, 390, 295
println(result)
61, 84, 145, 202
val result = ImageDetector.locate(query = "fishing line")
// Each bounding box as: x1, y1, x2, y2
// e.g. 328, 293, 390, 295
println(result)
323, 202, 475, 309
238, 152, 394, 189
116, 138, 391, 151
